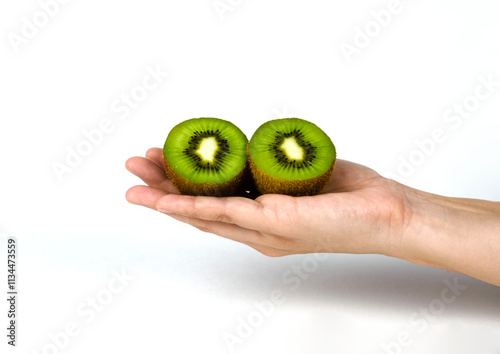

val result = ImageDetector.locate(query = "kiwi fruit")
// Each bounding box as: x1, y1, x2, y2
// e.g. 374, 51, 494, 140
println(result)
162, 117, 248, 196
247, 118, 336, 196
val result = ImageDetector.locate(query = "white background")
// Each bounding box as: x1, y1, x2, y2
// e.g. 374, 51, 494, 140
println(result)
1, 0, 500, 353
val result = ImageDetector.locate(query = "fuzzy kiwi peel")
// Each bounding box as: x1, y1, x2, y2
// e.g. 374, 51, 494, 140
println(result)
162, 117, 249, 197
162, 117, 336, 197
247, 118, 336, 196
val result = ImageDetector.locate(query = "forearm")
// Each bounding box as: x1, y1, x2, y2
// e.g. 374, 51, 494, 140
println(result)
394, 186, 500, 286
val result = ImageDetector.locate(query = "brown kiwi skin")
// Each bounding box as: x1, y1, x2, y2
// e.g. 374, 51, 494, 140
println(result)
162, 152, 251, 197
247, 145, 336, 197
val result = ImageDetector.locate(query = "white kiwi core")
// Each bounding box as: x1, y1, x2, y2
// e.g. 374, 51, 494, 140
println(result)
280, 137, 304, 161
196, 137, 218, 162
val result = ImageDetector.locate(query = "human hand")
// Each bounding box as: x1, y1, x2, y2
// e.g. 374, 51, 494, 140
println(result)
125, 147, 409, 258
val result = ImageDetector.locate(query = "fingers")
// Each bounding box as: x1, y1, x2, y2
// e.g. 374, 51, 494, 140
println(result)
126, 185, 167, 209
127, 184, 290, 254
126, 178, 298, 256
125, 155, 179, 194
125, 185, 261, 242
167, 213, 263, 244
145, 147, 165, 168
166, 213, 292, 257
155, 194, 267, 231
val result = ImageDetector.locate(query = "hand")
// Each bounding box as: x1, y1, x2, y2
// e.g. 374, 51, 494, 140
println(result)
126, 148, 500, 286
125, 147, 409, 258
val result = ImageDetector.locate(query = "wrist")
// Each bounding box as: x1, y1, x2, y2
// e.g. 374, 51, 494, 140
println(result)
392, 188, 452, 268
391, 185, 500, 285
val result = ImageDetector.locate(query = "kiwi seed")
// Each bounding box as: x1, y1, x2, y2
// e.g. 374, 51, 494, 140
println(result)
247, 118, 336, 196
162, 117, 248, 197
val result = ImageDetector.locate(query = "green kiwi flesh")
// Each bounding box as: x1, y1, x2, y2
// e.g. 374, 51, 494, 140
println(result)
163, 117, 248, 196
247, 118, 336, 196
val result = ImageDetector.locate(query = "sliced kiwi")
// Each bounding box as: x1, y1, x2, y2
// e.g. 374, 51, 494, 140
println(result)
247, 118, 336, 196
162, 117, 248, 196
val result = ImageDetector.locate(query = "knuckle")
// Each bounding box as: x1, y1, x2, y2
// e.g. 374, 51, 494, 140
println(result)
213, 212, 231, 224
213, 198, 233, 223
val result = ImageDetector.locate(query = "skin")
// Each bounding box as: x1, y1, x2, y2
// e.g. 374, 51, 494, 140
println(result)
125, 148, 500, 287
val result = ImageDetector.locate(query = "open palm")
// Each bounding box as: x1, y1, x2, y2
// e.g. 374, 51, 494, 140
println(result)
126, 148, 408, 257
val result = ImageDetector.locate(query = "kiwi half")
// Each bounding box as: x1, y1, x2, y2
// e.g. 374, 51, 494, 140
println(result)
247, 118, 336, 196
162, 117, 248, 196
